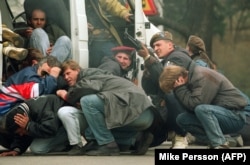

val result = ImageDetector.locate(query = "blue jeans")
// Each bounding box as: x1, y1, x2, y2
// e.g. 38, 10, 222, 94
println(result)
57, 106, 88, 146
29, 28, 72, 62
80, 94, 154, 146
176, 104, 245, 147
29, 126, 69, 154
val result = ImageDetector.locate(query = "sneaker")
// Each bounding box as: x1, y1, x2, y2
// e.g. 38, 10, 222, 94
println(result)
209, 141, 230, 149
3, 42, 28, 60
171, 134, 188, 149
226, 134, 243, 147
2, 26, 24, 48
131, 131, 154, 155
85, 141, 120, 156
68, 145, 85, 155
186, 132, 196, 144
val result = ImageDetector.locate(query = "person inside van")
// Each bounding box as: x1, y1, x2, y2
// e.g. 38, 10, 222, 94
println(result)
86, 0, 132, 68
24, 8, 72, 63
98, 46, 138, 84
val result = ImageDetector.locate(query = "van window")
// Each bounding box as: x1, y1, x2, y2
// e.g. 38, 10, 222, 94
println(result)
6, 0, 25, 23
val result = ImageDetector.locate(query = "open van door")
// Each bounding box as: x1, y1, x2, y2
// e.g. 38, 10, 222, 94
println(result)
68, 0, 89, 68
132, 0, 160, 86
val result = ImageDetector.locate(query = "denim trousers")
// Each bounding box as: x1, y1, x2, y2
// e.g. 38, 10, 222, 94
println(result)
29, 126, 69, 154
176, 104, 245, 147
80, 94, 154, 146
29, 28, 72, 62
57, 106, 88, 146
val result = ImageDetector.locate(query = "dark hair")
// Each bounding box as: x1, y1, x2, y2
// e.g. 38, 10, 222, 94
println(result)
187, 35, 216, 70
21, 48, 44, 69
5, 107, 25, 132
38, 56, 62, 68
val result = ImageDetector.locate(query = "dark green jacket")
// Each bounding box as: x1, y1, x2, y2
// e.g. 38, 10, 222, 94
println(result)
66, 68, 153, 129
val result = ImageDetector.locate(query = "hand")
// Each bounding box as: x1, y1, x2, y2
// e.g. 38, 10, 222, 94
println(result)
49, 67, 61, 78
0, 150, 19, 156
137, 44, 150, 59
173, 76, 186, 88
56, 89, 67, 100
46, 46, 53, 55
14, 113, 29, 129
25, 27, 33, 38
88, 23, 94, 31
124, 13, 133, 22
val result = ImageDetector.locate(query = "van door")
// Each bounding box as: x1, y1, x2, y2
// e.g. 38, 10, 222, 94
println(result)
133, 0, 160, 86
69, 0, 89, 68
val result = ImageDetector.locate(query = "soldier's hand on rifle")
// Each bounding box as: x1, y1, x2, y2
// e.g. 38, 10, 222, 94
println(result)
137, 44, 151, 61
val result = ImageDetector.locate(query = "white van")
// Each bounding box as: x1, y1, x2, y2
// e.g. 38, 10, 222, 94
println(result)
0, 0, 160, 87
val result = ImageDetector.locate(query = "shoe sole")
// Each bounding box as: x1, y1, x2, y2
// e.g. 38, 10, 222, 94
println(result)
4, 48, 28, 61
3, 28, 24, 48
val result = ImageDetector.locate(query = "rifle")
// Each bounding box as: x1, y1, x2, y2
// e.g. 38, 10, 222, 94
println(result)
131, 57, 140, 85
124, 28, 143, 50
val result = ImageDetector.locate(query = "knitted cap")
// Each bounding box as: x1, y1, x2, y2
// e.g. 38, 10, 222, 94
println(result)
150, 31, 173, 48
111, 46, 135, 54
187, 35, 206, 52
111, 46, 136, 60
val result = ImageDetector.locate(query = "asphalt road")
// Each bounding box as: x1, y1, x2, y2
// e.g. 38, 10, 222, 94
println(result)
1, 141, 250, 165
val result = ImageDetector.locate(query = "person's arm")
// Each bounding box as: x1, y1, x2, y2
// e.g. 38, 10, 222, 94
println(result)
37, 66, 62, 95
3, 66, 59, 99
174, 70, 219, 110
66, 79, 103, 105
137, 45, 163, 90
23, 95, 65, 138
0, 135, 33, 156
99, 0, 132, 21
25, 111, 59, 138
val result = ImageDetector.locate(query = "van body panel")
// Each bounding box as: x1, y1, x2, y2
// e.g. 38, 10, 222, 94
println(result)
69, 0, 89, 68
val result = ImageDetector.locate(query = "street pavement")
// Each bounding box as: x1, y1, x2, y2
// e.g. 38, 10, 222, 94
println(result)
1, 141, 250, 165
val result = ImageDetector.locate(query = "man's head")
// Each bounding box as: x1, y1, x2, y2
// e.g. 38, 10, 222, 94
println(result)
5, 104, 30, 135
111, 46, 135, 70
61, 60, 81, 86
150, 31, 174, 59
159, 65, 188, 93
28, 9, 47, 29
37, 56, 62, 77
21, 48, 43, 69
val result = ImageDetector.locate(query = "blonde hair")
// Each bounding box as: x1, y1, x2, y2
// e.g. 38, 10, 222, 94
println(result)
62, 60, 81, 72
159, 65, 188, 93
